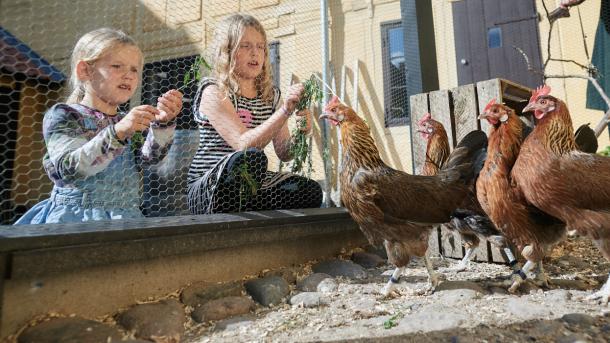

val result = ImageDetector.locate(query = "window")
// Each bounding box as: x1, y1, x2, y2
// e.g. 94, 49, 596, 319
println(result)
488, 27, 502, 48
381, 20, 409, 127
141, 55, 199, 130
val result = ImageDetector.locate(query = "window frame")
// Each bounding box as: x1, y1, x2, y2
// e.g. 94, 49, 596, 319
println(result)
381, 20, 409, 127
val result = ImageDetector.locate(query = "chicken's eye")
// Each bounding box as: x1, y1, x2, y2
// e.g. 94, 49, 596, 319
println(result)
331, 108, 337, 113
540, 99, 546, 104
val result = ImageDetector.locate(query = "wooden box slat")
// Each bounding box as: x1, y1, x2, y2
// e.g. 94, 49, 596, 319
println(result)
409, 93, 430, 174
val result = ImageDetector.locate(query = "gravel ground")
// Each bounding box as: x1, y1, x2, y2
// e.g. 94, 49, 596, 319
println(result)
184, 236, 610, 342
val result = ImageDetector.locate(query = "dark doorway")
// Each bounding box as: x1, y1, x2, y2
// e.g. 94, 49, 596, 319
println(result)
452, 0, 543, 88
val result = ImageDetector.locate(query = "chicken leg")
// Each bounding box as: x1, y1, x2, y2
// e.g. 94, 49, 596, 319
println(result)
586, 273, 610, 304
381, 267, 406, 297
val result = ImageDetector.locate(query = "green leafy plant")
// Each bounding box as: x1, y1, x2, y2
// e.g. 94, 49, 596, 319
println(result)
290, 74, 324, 175
382, 312, 404, 330
599, 145, 610, 156
181, 55, 212, 90
234, 151, 260, 210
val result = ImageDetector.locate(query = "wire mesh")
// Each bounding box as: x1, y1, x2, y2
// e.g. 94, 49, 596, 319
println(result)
0, 0, 608, 225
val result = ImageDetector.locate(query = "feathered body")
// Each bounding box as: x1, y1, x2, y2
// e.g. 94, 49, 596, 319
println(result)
513, 88, 610, 244
477, 101, 565, 264
322, 98, 487, 258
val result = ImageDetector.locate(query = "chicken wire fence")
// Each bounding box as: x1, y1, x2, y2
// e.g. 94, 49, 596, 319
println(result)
0, 0, 608, 225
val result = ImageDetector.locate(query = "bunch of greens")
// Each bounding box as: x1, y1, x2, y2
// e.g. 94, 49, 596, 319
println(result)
182, 55, 212, 90
289, 74, 324, 175
599, 145, 610, 156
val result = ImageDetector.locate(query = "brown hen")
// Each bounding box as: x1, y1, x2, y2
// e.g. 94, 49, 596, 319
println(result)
320, 96, 487, 295
477, 99, 566, 292
513, 85, 610, 302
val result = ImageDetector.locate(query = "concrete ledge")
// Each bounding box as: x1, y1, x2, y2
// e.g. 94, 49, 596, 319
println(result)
0, 208, 364, 338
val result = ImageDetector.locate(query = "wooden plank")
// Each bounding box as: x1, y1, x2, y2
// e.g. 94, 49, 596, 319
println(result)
409, 93, 429, 174
451, 84, 479, 143
427, 226, 442, 258
429, 89, 457, 147
440, 224, 463, 259
476, 78, 502, 135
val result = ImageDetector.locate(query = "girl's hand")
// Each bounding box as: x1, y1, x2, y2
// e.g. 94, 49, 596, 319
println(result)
295, 109, 312, 134
282, 83, 304, 115
156, 89, 183, 122
114, 105, 159, 141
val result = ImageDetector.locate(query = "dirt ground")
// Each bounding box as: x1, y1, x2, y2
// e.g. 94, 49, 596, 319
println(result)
184, 235, 610, 342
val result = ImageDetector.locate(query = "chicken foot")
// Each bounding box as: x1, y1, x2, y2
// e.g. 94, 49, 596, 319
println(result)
381, 266, 406, 297
509, 260, 536, 293
425, 254, 443, 291
586, 273, 610, 304
448, 247, 475, 272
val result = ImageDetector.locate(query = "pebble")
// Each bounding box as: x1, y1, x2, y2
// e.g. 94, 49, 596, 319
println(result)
18, 317, 122, 343
297, 273, 333, 292
290, 292, 327, 308
244, 276, 290, 306
117, 299, 186, 342
312, 259, 367, 279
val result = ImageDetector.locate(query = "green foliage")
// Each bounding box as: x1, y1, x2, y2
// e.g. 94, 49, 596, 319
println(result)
290, 75, 324, 175
182, 55, 212, 89
382, 312, 404, 329
599, 145, 610, 156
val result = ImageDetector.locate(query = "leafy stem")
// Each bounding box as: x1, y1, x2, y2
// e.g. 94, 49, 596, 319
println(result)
290, 74, 324, 175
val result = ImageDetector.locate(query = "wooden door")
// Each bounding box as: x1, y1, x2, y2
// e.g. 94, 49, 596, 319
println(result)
452, 0, 543, 88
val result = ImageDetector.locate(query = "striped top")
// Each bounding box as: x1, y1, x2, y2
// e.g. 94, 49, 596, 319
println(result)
188, 78, 280, 183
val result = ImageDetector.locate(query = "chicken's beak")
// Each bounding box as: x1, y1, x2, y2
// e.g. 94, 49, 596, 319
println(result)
319, 112, 341, 126
478, 112, 489, 120
522, 102, 536, 113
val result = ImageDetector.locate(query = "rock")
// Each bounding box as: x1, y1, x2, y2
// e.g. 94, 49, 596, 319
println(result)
557, 256, 589, 269
435, 280, 487, 294
290, 292, 327, 308
545, 289, 572, 303
180, 281, 243, 308
364, 244, 388, 259
245, 276, 290, 306
191, 296, 255, 323
506, 298, 552, 320
561, 313, 596, 327
351, 252, 386, 269
18, 317, 122, 343
490, 287, 509, 295
117, 299, 186, 342
551, 279, 592, 291
213, 314, 256, 332
398, 308, 468, 332
557, 334, 590, 343
526, 320, 565, 338
297, 273, 333, 292
312, 260, 367, 279
317, 278, 339, 293
438, 289, 481, 306
264, 267, 302, 285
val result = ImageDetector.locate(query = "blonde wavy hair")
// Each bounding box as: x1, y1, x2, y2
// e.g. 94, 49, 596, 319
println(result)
66, 28, 141, 104
209, 14, 274, 104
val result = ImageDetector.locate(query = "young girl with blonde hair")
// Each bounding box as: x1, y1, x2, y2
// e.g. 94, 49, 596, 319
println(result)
16, 28, 183, 224
188, 14, 322, 214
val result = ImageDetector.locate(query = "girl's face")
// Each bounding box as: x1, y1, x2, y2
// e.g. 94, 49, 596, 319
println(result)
233, 26, 266, 81
83, 44, 142, 107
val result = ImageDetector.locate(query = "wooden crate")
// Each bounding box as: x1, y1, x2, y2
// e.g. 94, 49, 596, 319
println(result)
409, 78, 532, 263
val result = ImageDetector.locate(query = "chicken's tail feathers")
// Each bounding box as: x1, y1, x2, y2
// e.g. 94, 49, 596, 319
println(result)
574, 123, 598, 154
441, 130, 488, 184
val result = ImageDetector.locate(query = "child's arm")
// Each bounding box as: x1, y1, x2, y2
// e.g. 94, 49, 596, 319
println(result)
140, 90, 183, 164
44, 104, 155, 182
201, 84, 303, 160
